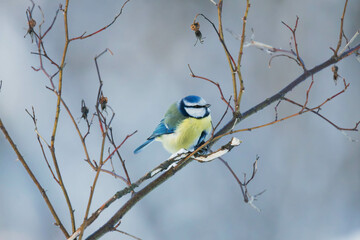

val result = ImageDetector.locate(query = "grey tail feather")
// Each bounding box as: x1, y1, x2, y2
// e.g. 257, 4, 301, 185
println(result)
134, 138, 155, 154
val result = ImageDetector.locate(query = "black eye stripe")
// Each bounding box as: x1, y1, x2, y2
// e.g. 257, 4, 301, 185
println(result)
185, 105, 205, 108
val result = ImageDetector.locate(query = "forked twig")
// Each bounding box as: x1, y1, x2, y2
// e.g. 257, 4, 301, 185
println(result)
300, 75, 314, 113
219, 155, 264, 211
25, 107, 59, 184
69, 0, 132, 41
281, 16, 306, 71
188, 64, 234, 113
284, 97, 359, 132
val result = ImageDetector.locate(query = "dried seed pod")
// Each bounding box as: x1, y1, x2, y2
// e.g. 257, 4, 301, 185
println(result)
331, 65, 338, 81
99, 95, 108, 111
331, 65, 339, 85
191, 22, 205, 46
191, 22, 200, 32
81, 99, 89, 119
29, 18, 36, 29
24, 18, 36, 40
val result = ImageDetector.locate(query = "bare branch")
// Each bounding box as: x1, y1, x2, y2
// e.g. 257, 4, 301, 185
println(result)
299, 75, 314, 113
69, 0, 132, 41
236, 0, 250, 108
334, 0, 349, 56
106, 128, 134, 186
219, 154, 263, 211
213, 96, 232, 132
0, 119, 70, 238
188, 64, 234, 113
284, 98, 360, 132
25, 107, 59, 184
103, 130, 137, 165
339, 29, 360, 56
212, 43, 360, 143
281, 16, 306, 71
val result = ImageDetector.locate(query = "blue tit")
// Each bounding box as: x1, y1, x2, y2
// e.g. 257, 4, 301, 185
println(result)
134, 95, 212, 154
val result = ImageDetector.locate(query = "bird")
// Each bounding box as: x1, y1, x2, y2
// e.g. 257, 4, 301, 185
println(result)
134, 95, 212, 154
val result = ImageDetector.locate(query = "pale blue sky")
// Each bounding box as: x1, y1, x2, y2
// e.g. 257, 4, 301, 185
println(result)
0, 0, 359, 239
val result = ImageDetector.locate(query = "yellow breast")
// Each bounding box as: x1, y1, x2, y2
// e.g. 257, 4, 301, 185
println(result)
157, 116, 212, 153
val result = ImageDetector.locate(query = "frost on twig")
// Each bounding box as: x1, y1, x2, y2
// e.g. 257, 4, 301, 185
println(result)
339, 29, 360, 63
195, 137, 241, 162
246, 189, 266, 212
148, 138, 242, 179
231, 24, 306, 69
209, 0, 217, 6
339, 29, 359, 56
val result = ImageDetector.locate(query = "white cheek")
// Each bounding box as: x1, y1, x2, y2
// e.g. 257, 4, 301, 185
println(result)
185, 107, 206, 118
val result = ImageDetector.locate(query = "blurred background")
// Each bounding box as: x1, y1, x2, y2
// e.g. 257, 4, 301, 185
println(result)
1, 0, 359, 239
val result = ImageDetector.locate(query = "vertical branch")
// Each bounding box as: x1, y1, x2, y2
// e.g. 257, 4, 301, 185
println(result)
236, 0, 250, 110
334, 0, 348, 55
216, 0, 238, 110
300, 75, 314, 113
77, 48, 118, 239
49, 0, 76, 234
106, 128, 136, 186
78, 135, 107, 240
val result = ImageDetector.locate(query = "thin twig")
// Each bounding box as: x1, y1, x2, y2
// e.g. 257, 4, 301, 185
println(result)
103, 130, 137, 164
113, 229, 142, 240
0, 119, 70, 238
281, 16, 306, 71
334, 0, 348, 56
47, 88, 95, 170
194, 11, 238, 109
113, 222, 142, 240
25, 107, 60, 184
213, 96, 232, 132
105, 129, 136, 186
218, 157, 246, 201
69, 0, 132, 41
212, 43, 360, 143
100, 169, 128, 182
188, 64, 234, 113
78, 134, 107, 240
339, 29, 360, 56
300, 75, 314, 113
49, 0, 76, 233
236, 0, 250, 110
268, 54, 300, 68
108, 128, 132, 185
214, 76, 352, 140
215, 0, 239, 110
284, 97, 359, 131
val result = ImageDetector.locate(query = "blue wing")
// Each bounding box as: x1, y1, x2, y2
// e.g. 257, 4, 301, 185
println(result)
148, 119, 175, 139
134, 119, 175, 154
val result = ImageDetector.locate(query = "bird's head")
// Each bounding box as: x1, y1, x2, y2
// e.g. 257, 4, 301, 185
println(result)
178, 95, 211, 119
